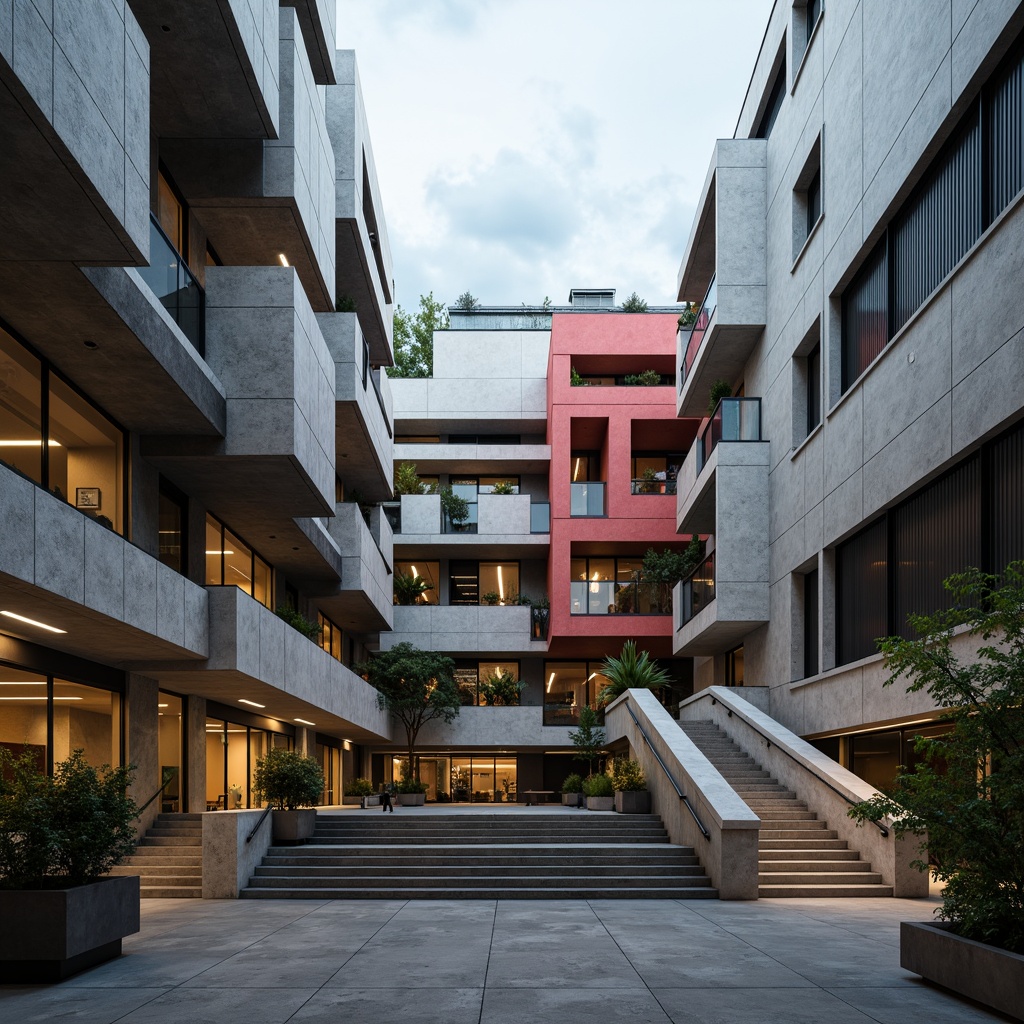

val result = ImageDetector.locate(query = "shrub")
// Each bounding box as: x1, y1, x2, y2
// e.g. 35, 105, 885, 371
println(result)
623, 369, 662, 386
253, 749, 324, 810
480, 670, 525, 706
620, 292, 648, 312
396, 778, 429, 794
343, 778, 374, 797
582, 773, 614, 798
570, 365, 588, 386
439, 485, 470, 529
0, 749, 137, 889
491, 480, 516, 495
394, 461, 429, 495
707, 379, 732, 415
561, 773, 584, 794
481, 591, 501, 606
611, 758, 646, 792
393, 572, 433, 606
276, 606, 322, 641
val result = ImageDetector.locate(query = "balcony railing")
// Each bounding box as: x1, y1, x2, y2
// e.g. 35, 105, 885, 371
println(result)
382, 501, 401, 533
570, 481, 605, 517
530, 502, 550, 533
679, 273, 716, 387
630, 477, 677, 495
543, 704, 605, 727
677, 553, 716, 628
138, 212, 205, 356
697, 397, 762, 471
570, 577, 671, 616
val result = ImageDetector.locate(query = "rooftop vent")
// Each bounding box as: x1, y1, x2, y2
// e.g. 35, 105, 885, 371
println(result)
567, 288, 616, 308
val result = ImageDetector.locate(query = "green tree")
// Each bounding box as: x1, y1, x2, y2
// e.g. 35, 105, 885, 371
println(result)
641, 536, 705, 609
596, 640, 672, 708
359, 643, 460, 782
394, 461, 428, 495
454, 291, 479, 311
848, 563, 1024, 953
569, 705, 606, 777
387, 293, 449, 378
621, 291, 649, 312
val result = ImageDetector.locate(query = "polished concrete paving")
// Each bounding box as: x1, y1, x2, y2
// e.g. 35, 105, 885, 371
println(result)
0, 895, 1010, 1023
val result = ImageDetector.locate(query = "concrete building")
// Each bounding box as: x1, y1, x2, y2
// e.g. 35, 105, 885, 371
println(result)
673, 0, 1024, 788
0, 1, 398, 838
381, 289, 698, 799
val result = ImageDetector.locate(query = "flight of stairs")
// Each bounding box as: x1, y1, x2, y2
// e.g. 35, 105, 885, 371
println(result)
240, 812, 718, 899
678, 722, 892, 897
109, 812, 203, 898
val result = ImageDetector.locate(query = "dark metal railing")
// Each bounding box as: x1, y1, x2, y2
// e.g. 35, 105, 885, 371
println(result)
679, 273, 716, 387
138, 213, 204, 355
246, 804, 274, 844
697, 397, 763, 471
630, 477, 677, 495
136, 767, 179, 816
530, 605, 550, 640
624, 701, 709, 839
571, 576, 672, 616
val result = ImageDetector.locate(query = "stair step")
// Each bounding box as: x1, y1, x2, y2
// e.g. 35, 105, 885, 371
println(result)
758, 859, 871, 872
759, 838, 850, 850
759, 870, 884, 885
760, 849, 859, 861
254, 864, 709, 879
141, 886, 202, 898
240, 885, 719, 900
138, 836, 203, 847
759, 884, 893, 898
111, 863, 201, 876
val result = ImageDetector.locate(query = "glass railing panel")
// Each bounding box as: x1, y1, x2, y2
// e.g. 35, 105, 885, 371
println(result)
630, 478, 677, 495
382, 502, 401, 533
697, 397, 763, 471
570, 481, 605, 516
530, 502, 550, 533
680, 274, 716, 384
678, 553, 716, 628
138, 213, 205, 356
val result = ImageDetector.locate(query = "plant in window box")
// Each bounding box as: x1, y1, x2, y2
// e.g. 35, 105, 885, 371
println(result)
623, 369, 662, 386
610, 757, 650, 814
393, 572, 434, 606
439, 485, 470, 532
394, 461, 428, 495
569, 365, 589, 387
252, 748, 324, 843
276, 606, 323, 641
491, 480, 516, 495
481, 591, 501, 606
0, 749, 140, 981
480, 670, 525, 706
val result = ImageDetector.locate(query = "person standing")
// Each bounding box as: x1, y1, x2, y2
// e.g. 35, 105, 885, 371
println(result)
380, 783, 394, 813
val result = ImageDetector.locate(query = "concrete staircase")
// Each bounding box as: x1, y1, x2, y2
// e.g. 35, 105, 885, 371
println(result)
241, 812, 718, 899
678, 722, 892, 897
110, 812, 203, 898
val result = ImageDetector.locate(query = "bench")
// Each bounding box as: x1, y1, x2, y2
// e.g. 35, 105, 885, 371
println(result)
522, 790, 554, 806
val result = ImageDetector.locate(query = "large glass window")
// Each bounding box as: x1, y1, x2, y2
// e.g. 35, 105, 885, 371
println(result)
454, 661, 520, 706
0, 326, 127, 533
449, 476, 479, 531
543, 661, 608, 726
157, 692, 183, 813
205, 514, 273, 609
318, 612, 343, 662
394, 560, 439, 604
205, 713, 292, 810
158, 480, 187, 574
570, 556, 668, 615
391, 754, 518, 804
631, 453, 684, 495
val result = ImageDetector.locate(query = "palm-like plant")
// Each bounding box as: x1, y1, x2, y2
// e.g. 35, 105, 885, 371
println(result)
596, 640, 671, 707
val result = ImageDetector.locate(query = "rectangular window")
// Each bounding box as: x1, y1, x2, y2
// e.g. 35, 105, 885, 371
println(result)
479, 476, 520, 494
806, 344, 821, 433
991, 421, 1024, 570
806, 0, 822, 44
836, 517, 888, 665
985, 38, 1024, 223
158, 479, 187, 574
725, 646, 745, 686
543, 661, 608, 726
806, 168, 821, 236
317, 612, 343, 662
570, 556, 669, 615
393, 560, 440, 605
205, 514, 273, 609
754, 51, 786, 139
0, 327, 43, 485
455, 661, 521, 706
841, 239, 888, 391
631, 453, 684, 494
156, 170, 184, 255
803, 570, 819, 678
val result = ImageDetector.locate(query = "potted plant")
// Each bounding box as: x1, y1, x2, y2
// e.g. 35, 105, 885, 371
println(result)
396, 778, 429, 806
394, 461, 428, 495
611, 757, 650, 813
849, 564, 1024, 1020
530, 595, 550, 639
482, 590, 501, 606
393, 571, 433, 605
707, 379, 732, 416
439, 485, 471, 532
252, 748, 324, 843
451, 766, 470, 803
491, 480, 516, 495
0, 748, 140, 981
342, 778, 377, 807
480, 669, 525, 706
582, 772, 614, 811
561, 773, 584, 807
595, 640, 672, 708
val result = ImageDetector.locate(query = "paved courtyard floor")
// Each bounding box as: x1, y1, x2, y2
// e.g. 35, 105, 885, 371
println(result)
0, 895, 1011, 1023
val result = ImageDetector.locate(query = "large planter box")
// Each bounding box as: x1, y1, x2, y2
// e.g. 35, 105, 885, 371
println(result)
343, 795, 380, 806
586, 796, 614, 811
397, 792, 425, 806
615, 790, 651, 814
272, 808, 317, 843
0, 875, 140, 983
901, 921, 1024, 1020
562, 793, 583, 807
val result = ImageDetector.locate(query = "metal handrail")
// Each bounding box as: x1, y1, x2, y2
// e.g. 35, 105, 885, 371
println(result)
246, 804, 274, 844
624, 702, 710, 840
709, 696, 890, 838
137, 768, 178, 816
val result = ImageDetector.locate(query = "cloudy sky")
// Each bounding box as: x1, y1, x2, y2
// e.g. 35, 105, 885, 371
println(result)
336, 0, 774, 310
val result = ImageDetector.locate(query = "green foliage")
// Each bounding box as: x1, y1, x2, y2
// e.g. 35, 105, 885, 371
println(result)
0, 749, 138, 889
677, 302, 699, 329
396, 777, 430, 794
569, 365, 588, 387
611, 757, 647, 792
253, 748, 324, 810
358, 643, 461, 782
336, 293, 357, 313
481, 591, 501, 606
388, 292, 449, 378
561, 773, 584, 794
620, 292, 649, 312
847, 563, 1024, 953
393, 572, 434, 606
569, 705, 606, 777
454, 291, 479, 310
343, 778, 375, 797
597, 640, 672, 707
582, 773, 614, 797
480, 670, 525, 707
623, 369, 662, 386
275, 606, 322, 641
491, 480, 516, 495
642, 538, 705, 591
439, 485, 470, 528
394, 461, 428, 495
708, 379, 733, 415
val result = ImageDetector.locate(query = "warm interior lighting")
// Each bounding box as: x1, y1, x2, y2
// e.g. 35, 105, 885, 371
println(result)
294, 718, 315, 726
0, 610, 67, 634
0, 681, 46, 685
205, 550, 235, 555
410, 565, 419, 577
573, 458, 581, 482
497, 565, 504, 601
0, 696, 80, 701
238, 698, 265, 709
0, 439, 61, 447
278, 253, 290, 267
158, 703, 169, 708
590, 570, 601, 594
546, 671, 555, 692
587, 672, 597, 682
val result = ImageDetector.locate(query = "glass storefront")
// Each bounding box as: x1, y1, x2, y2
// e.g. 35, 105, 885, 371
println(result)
157, 692, 183, 812
387, 754, 518, 803
204, 710, 292, 810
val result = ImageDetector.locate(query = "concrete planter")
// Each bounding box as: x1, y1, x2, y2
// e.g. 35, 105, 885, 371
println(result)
615, 790, 651, 814
0, 875, 140, 982
586, 796, 614, 811
397, 792, 426, 806
562, 792, 583, 807
901, 922, 1024, 1019
341, 795, 363, 805
271, 809, 317, 843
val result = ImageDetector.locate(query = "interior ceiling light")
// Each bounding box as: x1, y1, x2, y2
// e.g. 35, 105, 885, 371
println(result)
294, 718, 315, 726
278, 253, 290, 267
1, 610, 67, 634
205, 549, 234, 555
546, 671, 555, 692
0, 681, 46, 685
238, 698, 265, 709
158, 703, 169, 708
0, 439, 61, 446
497, 565, 504, 601
0, 696, 80, 700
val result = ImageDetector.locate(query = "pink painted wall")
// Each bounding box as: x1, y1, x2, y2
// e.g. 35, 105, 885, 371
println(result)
546, 313, 700, 658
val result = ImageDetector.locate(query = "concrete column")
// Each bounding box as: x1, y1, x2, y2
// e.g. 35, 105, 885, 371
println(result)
126, 673, 160, 836
186, 695, 207, 813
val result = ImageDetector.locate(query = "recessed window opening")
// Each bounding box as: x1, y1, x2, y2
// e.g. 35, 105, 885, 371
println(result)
205, 514, 273, 609
754, 42, 787, 139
